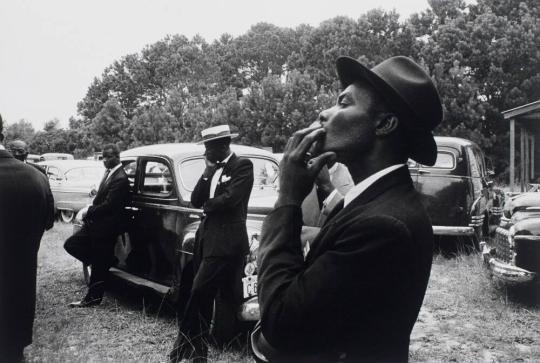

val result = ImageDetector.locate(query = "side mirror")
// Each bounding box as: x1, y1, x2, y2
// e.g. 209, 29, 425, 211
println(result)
89, 188, 97, 197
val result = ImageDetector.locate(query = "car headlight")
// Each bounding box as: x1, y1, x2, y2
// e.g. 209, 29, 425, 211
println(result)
508, 226, 515, 248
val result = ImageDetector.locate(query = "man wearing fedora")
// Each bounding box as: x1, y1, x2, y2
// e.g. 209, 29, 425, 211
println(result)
170, 125, 254, 363
253, 56, 442, 362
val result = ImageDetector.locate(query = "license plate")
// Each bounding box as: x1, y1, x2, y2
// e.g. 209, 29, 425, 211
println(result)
242, 275, 257, 298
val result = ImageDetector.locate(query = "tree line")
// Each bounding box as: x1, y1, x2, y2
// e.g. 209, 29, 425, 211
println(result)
3, 0, 539, 178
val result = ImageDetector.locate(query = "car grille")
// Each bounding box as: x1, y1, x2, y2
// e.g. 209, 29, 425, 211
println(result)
493, 227, 513, 263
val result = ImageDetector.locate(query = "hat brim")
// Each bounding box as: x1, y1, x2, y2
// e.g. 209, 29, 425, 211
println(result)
336, 56, 437, 166
197, 133, 238, 145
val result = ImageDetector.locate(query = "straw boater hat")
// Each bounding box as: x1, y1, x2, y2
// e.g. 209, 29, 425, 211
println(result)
336, 56, 443, 166
198, 125, 239, 144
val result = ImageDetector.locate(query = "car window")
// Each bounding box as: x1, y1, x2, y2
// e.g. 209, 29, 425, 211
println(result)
178, 156, 279, 202
65, 168, 84, 181
122, 160, 137, 189
252, 158, 279, 186
46, 166, 61, 180
141, 160, 173, 197
422, 151, 455, 169
466, 148, 481, 178
473, 148, 487, 177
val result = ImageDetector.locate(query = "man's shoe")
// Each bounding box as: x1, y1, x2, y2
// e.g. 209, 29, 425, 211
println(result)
68, 296, 102, 308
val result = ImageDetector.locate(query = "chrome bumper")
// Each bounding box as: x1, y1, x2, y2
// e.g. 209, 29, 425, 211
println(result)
238, 296, 260, 321
482, 245, 536, 284
432, 225, 475, 236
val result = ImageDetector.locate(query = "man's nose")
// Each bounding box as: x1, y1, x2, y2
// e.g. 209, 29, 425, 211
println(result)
318, 108, 332, 124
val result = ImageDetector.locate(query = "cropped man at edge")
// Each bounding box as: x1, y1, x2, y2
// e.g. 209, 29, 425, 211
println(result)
253, 56, 443, 363
64, 143, 130, 307
170, 125, 254, 363
0, 114, 54, 362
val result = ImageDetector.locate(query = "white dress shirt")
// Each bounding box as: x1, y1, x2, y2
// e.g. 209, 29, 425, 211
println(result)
210, 152, 234, 198
104, 163, 122, 182
343, 164, 405, 207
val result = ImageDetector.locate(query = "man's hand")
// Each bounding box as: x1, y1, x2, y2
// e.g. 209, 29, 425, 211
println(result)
315, 165, 334, 196
202, 157, 218, 179
276, 127, 335, 207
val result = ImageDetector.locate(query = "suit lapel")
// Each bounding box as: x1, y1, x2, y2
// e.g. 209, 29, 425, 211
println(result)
306, 166, 412, 262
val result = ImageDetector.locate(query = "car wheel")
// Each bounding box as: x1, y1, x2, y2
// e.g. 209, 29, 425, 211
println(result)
210, 294, 240, 349
82, 263, 90, 286
60, 210, 75, 223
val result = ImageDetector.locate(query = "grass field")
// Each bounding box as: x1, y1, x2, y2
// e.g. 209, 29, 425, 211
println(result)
25, 223, 539, 362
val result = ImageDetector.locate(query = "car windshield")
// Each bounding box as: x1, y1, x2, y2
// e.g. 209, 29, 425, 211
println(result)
178, 156, 279, 203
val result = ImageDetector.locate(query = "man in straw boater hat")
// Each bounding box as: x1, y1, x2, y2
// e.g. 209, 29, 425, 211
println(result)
253, 56, 443, 363
170, 125, 254, 362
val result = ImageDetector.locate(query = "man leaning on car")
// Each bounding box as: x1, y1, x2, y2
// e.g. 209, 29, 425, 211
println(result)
253, 55, 443, 363
170, 124, 254, 363
64, 143, 130, 307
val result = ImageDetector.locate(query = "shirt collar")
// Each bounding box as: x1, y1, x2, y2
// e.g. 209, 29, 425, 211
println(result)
343, 164, 405, 207
107, 163, 122, 177
220, 152, 234, 165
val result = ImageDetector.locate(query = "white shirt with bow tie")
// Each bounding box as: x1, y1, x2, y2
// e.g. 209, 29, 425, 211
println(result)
209, 153, 233, 198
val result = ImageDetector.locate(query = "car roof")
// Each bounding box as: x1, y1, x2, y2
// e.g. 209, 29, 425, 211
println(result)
434, 136, 478, 148
37, 159, 104, 170
121, 143, 276, 161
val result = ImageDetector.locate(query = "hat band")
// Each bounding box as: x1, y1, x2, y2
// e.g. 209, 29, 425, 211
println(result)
202, 130, 233, 141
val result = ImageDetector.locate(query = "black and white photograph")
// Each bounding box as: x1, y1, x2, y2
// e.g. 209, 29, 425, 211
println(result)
0, 0, 538, 362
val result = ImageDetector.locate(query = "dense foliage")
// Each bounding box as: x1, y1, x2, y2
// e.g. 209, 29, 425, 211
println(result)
4, 0, 538, 176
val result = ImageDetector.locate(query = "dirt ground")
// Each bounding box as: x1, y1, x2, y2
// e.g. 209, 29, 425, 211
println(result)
24, 223, 540, 362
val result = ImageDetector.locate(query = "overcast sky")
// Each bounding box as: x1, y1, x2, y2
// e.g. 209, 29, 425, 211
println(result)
0, 0, 431, 130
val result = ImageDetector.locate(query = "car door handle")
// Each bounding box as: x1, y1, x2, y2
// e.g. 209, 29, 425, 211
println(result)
125, 206, 139, 211
418, 169, 432, 174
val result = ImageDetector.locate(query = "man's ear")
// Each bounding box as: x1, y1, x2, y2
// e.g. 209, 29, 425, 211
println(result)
375, 115, 399, 136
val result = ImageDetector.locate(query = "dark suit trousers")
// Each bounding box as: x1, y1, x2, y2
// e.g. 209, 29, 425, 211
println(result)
64, 227, 116, 288
170, 255, 244, 363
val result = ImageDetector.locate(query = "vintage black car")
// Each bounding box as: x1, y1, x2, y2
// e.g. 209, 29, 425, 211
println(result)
408, 136, 501, 250
74, 143, 279, 338
482, 192, 540, 284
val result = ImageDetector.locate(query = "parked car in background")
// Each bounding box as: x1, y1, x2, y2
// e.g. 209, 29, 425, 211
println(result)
27, 153, 41, 163
40, 152, 74, 161
73, 143, 279, 341
38, 160, 105, 222
482, 192, 540, 285
408, 137, 501, 251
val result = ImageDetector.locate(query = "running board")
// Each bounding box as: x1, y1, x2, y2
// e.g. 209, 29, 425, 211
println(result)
109, 267, 170, 295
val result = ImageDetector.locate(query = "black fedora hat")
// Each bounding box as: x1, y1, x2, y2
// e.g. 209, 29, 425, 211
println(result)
336, 56, 443, 166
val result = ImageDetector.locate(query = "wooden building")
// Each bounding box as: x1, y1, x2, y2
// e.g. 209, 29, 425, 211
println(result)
502, 100, 540, 191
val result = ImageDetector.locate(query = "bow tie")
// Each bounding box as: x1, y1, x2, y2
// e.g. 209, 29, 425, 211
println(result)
215, 161, 226, 168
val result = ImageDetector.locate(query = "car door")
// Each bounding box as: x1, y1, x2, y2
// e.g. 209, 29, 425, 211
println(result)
121, 156, 182, 285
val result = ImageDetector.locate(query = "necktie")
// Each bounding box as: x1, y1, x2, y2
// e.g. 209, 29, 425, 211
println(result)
325, 199, 344, 223
99, 169, 111, 190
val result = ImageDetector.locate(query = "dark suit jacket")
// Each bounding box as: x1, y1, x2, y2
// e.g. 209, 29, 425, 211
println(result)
84, 165, 130, 238
191, 153, 254, 257
0, 150, 54, 348
257, 166, 433, 363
